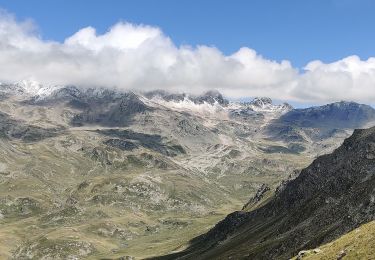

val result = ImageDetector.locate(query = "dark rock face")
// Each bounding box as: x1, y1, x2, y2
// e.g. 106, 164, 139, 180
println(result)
242, 184, 270, 210
27, 86, 151, 127
195, 90, 228, 106
0, 112, 62, 142
96, 129, 185, 157
70, 91, 151, 127
266, 124, 307, 142
250, 97, 273, 107
50, 86, 83, 102
104, 139, 138, 151
240, 97, 292, 111
259, 143, 305, 154
159, 127, 375, 259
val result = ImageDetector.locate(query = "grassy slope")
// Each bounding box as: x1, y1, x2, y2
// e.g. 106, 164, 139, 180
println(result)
292, 220, 375, 259
0, 132, 304, 259
0, 97, 327, 259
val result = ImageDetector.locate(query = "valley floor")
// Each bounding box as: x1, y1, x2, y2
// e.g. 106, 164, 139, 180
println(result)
0, 87, 358, 259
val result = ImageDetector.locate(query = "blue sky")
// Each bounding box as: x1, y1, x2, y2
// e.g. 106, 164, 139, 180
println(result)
0, 0, 374, 68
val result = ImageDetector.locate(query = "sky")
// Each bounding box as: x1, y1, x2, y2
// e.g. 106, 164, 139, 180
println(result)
0, 0, 375, 103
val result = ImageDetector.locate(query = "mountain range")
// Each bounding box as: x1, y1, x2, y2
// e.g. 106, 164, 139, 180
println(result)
0, 81, 374, 259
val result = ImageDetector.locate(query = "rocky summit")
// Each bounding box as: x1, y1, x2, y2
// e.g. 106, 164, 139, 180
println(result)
0, 83, 374, 259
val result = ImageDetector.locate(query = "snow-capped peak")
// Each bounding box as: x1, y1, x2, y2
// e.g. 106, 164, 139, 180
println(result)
14, 80, 61, 97
248, 97, 292, 113
251, 97, 273, 108
145, 95, 227, 117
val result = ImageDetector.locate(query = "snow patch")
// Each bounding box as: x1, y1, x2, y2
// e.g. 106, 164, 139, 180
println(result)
248, 97, 292, 113
15, 79, 61, 97
149, 96, 228, 117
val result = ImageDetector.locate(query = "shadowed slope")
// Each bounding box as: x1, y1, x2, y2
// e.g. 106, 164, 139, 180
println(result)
158, 126, 375, 259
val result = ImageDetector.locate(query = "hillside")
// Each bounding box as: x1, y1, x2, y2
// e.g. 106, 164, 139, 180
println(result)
0, 84, 309, 259
291, 220, 375, 259
160, 126, 375, 259
0, 83, 374, 259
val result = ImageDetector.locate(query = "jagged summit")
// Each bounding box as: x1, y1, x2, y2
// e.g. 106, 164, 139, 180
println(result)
143, 89, 187, 102
196, 90, 228, 106
248, 97, 293, 112
15, 80, 61, 97
144, 89, 228, 106
236, 97, 293, 114
250, 97, 273, 107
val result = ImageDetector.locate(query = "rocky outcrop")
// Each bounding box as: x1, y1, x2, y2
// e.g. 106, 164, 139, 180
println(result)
97, 129, 186, 156
195, 90, 228, 106
248, 97, 293, 112
242, 184, 270, 210
0, 112, 62, 142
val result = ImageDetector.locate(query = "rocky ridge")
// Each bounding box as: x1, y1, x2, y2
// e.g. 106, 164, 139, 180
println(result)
160, 126, 375, 259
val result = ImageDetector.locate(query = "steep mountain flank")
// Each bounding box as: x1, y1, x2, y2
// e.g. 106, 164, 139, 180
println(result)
160, 126, 375, 259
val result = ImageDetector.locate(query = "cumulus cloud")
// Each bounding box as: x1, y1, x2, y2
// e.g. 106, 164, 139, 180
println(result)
0, 10, 375, 103
294, 56, 375, 103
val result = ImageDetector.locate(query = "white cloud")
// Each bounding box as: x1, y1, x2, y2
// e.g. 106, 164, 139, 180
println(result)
0, 10, 375, 103
294, 56, 375, 103
65, 23, 164, 51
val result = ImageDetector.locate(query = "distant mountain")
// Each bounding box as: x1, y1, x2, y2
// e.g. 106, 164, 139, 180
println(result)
161, 126, 375, 259
21, 86, 151, 127
0, 80, 61, 98
70, 91, 151, 127
144, 89, 229, 106
229, 97, 292, 122
278, 101, 375, 129
266, 101, 375, 143
248, 97, 293, 112
4, 82, 374, 147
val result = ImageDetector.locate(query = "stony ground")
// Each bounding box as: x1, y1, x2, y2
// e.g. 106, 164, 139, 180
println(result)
0, 86, 358, 259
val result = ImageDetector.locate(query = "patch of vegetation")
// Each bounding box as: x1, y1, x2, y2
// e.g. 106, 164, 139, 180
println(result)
292, 220, 375, 260
14, 237, 95, 259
